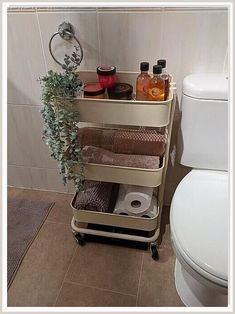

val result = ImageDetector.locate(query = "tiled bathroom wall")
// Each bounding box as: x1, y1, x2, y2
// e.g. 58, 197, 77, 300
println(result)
7, 7, 228, 204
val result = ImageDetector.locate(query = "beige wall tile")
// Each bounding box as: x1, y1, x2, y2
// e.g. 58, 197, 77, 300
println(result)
7, 8, 228, 197
30, 167, 68, 192
223, 48, 228, 73
37, 11, 100, 72
8, 165, 68, 193
8, 104, 58, 168
7, 13, 47, 105
67, 181, 76, 194
99, 12, 163, 71
8, 165, 32, 188
98, 9, 227, 98
161, 10, 228, 98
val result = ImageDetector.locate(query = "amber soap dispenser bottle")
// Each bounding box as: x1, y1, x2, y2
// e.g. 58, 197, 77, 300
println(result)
148, 65, 165, 101
136, 62, 151, 100
157, 59, 170, 100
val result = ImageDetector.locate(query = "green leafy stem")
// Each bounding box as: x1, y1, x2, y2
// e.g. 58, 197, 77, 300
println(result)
39, 46, 84, 192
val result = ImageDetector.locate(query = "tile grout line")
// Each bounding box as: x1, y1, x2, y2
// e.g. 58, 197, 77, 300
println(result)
8, 103, 42, 107
159, 7, 165, 58
35, 8, 48, 73
7, 185, 73, 195
7, 184, 72, 195
222, 46, 228, 73
8, 164, 60, 171
8, 163, 64, 170
135, 252, 144, 306
45, 220, 72, 226
64, 278, 136, 298
53, 244, 78, 306
96, 8, 102, 65
8, 7, 228, 13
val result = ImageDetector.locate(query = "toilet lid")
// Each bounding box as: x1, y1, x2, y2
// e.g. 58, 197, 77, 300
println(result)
170, 170, 228, 283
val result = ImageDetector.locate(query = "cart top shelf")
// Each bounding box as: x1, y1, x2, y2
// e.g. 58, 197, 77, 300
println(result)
69, 71, 173, 127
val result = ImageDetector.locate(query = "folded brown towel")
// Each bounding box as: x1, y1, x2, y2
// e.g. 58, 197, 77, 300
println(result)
113, 129, 167, 156
79, 128, 103, 148
74, 180, 113, 212
82, 146, 160, 169
79, 128, 114, 151
79, 127, 166, 157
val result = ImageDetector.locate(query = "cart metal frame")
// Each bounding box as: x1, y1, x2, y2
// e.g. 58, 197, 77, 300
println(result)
68, 71, 177, 259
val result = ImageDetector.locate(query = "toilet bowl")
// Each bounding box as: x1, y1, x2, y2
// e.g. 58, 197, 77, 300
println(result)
170, 74, 229, 307
170, 170, 228, 306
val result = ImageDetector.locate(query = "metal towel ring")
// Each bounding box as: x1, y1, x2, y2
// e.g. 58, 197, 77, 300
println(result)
49, 21, 83, 67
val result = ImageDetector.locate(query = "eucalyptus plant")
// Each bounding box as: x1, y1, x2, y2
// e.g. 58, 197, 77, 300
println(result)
39, 47, 84, 192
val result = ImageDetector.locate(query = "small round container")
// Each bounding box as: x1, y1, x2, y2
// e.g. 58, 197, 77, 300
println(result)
107, 83, 133, 100
84, 82, 105, 99
97, 66, 117, 88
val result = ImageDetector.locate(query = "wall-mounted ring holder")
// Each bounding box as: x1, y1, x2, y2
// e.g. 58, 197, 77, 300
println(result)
49, 21, 83, 67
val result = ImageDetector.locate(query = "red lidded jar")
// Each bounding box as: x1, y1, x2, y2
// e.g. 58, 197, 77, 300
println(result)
97, 66, 117, 89
84, 82, 105, 99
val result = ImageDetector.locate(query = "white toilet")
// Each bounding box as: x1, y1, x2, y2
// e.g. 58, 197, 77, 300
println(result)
170, 74, 229, 307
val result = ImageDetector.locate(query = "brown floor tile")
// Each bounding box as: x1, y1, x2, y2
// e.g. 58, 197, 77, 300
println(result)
65, 242, 142, 296
137, 225, 184, 307
55, 282, 136, 307
8, 222, 76, 306
8, 188, 183, 307
46, 193, 73, 225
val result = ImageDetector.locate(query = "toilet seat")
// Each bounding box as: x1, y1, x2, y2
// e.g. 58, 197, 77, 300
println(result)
170, 169, 228, 288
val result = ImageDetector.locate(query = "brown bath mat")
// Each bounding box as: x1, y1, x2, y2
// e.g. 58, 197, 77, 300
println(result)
7, 197, 54, 288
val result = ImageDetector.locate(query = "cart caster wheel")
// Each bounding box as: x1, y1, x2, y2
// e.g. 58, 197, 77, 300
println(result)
73, 232, 86, 246
150, 244, 159, 261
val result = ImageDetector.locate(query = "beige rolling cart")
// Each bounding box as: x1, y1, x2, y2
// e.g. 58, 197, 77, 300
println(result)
69, 71, 176, 260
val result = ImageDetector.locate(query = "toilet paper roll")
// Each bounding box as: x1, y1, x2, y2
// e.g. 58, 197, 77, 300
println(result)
115, 184, 153, 214
123, 184, 153, 200
124, 184, 153, 213
114, 195, 158, 218
141, 196, 158, 218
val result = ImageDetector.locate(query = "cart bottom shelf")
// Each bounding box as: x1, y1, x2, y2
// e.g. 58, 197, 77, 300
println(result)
71, 217, 160, 260
71, 217, 160, 243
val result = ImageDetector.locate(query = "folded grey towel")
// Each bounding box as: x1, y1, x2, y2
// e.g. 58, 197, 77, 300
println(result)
74, 180, 113, 212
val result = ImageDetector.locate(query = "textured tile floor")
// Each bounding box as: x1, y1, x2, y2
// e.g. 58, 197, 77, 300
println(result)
7, 187, 184, 307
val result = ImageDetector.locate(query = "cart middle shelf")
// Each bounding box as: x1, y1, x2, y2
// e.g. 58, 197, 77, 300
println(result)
73, 159, 165, 187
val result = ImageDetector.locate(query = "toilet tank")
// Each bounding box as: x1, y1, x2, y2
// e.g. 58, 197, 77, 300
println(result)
180, 74, 228, 170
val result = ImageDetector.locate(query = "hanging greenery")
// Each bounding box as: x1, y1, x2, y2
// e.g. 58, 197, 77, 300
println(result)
39, 47, 84, 192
